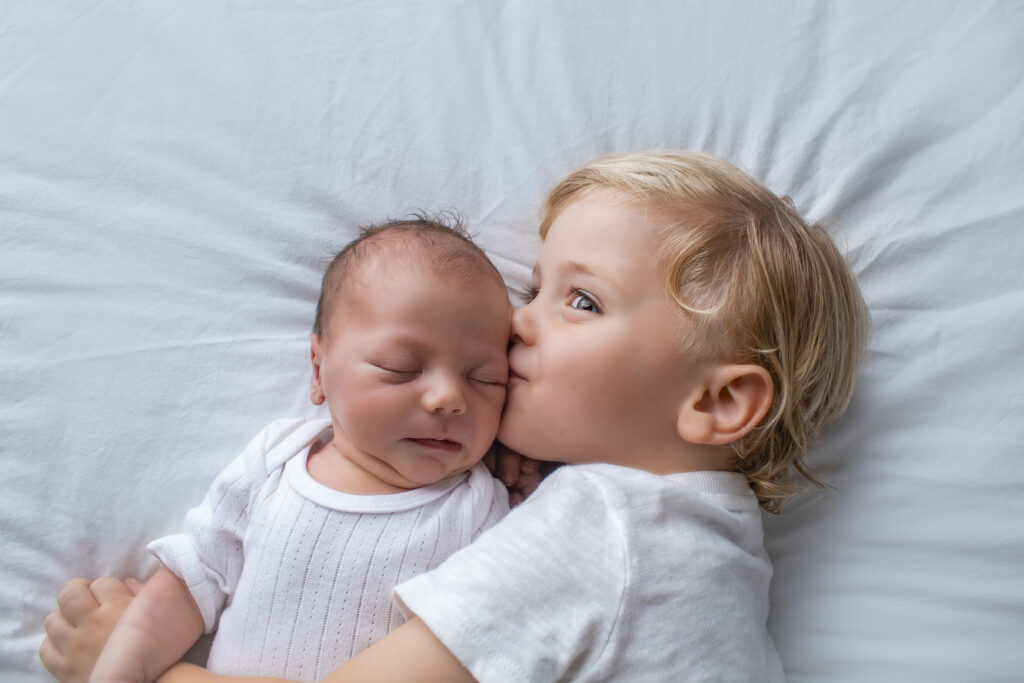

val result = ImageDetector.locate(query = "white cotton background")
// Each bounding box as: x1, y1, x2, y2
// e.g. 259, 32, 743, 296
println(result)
2, 2, 1022, 680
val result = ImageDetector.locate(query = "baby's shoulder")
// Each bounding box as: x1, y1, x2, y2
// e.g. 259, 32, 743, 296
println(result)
241, 417, 332, 477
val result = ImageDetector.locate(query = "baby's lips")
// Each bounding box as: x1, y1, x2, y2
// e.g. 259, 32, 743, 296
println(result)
407, 437, 463, 453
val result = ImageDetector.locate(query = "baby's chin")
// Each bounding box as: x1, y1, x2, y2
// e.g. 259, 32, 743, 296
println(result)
396, 458, 482, 488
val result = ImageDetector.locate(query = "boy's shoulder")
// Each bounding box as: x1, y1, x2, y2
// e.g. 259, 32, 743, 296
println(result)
533, 463, 762, 543
543, 463, 755, 501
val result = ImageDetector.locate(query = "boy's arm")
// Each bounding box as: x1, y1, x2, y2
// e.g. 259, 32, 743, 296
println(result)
41, 577, 142, 683
321, 617, 475, 683
91, 567, 204, 683
156, 618, 474, 683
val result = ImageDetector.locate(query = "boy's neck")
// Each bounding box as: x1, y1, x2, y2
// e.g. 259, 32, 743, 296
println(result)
614, 442, 737, 476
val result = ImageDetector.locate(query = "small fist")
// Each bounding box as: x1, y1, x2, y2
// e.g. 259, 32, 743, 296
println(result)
485, 443, 552, 506
40, 576, 143, 683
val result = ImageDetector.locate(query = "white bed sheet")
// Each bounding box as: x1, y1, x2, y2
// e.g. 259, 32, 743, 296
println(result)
2, 2, 1023, 681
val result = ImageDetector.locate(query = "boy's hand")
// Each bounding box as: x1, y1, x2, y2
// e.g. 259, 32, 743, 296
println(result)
485, 443, 550, 506
40, 576, 143, 683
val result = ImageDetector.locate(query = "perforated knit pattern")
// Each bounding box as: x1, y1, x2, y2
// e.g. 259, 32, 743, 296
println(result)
149, 418, 508, 682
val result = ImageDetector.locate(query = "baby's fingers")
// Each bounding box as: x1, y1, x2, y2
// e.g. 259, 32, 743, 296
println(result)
90, 576, 137, 604
39, 633, 68, 682
42, 608, 72, 651
56, 578, 100, 627
39, 611, 87, 683
496, 449, 521, 487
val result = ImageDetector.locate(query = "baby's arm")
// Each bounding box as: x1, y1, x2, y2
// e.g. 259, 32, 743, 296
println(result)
90, 567, 204, 683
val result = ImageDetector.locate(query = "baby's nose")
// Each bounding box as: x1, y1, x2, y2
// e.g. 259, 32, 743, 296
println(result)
422, 375, 467, 415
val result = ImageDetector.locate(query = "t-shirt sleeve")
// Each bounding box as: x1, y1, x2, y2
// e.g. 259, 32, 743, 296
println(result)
146, 425, 275, 632
394, 469, 626, 683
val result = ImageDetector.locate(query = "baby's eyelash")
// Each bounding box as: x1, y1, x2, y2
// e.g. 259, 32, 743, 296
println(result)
373, 363, 418, 375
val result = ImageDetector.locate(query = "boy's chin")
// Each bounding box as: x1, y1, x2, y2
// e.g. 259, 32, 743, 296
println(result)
495, 424, 523, 452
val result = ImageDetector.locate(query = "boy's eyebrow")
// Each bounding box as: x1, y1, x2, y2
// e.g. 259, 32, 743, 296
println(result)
533, 260, 614, 284
560, 260, 597, 278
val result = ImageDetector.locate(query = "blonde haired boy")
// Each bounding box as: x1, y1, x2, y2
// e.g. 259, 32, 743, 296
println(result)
383, 150, 869, 682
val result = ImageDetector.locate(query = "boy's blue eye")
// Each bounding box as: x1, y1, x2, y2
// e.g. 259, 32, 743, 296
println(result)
570, 291, 599, 313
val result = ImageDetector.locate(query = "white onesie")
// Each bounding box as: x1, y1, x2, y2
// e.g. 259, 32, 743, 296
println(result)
149, 417, 508, 682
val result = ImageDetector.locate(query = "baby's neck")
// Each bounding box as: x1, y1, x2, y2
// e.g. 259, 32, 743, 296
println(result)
306, 439, 411, 495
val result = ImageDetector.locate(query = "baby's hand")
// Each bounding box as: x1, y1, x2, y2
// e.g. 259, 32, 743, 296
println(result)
40, 576, 143, 683
486, 443, 549, 506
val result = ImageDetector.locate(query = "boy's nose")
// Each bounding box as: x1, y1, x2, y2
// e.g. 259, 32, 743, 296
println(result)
510, 302, 537, 346
422, 375, 467, 415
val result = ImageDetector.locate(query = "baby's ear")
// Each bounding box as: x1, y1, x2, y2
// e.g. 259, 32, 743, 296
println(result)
310, 334, 326, 405
677, 364, 773, 446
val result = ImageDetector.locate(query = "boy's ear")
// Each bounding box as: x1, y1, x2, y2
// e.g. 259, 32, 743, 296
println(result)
310, 334, 326, 406
677, 364, 773, 446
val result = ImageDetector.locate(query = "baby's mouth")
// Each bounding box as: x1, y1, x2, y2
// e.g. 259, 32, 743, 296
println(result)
407, 438, 462, 453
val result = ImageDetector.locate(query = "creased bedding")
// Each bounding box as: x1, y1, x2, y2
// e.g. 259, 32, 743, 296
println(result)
2, 2, 1022, 681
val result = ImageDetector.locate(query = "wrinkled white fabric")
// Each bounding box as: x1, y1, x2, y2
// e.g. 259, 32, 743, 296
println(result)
3, 2, 1023, 681
397, 464, 784, 682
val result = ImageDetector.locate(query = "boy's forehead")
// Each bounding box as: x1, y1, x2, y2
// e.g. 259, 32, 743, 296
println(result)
542, 197, 675, 273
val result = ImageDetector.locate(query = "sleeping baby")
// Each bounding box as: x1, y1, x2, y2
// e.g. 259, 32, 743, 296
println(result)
57, 215, 514, 682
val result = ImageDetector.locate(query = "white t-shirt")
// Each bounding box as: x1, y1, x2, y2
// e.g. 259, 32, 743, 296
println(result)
396, 463, 784, 682
149, 417, 509, 682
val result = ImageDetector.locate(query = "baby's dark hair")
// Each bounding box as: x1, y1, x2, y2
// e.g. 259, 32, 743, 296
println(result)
312, 212, 504, 338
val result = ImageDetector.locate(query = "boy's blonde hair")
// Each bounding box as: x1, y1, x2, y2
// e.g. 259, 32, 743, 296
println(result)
540, 151, 869, 512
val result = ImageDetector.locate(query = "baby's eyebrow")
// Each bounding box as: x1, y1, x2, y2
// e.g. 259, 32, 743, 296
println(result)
377, 335, 430, 354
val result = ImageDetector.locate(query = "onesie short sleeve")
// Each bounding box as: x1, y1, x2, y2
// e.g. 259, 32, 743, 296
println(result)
148, 418, 328, 632
394, 467, 626, 683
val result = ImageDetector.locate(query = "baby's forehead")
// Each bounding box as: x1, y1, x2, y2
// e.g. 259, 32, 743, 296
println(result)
316, 226, 510, 340
348, 230, 500, 284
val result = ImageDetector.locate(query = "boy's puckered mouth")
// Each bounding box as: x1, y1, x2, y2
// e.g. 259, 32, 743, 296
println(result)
508, 365, 527, 384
